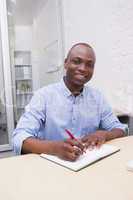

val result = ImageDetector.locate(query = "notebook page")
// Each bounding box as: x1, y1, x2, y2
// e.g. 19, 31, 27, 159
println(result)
40, 144, 120, 171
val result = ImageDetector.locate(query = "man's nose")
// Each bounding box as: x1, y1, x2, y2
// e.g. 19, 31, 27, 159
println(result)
78, 63, 86, 72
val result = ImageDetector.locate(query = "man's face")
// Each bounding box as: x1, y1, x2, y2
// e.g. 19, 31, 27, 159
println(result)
64, 45, 96, 87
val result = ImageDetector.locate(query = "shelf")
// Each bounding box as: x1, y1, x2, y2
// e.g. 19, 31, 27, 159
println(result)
15, 65, 31, 67
14, 51, 31, 66
15, 78, 32, 81
0, 123, 7, 126
16, 92, 33, 95
17, 107, 25, 109
14, 50, 32, 122
0, 114, 7, 125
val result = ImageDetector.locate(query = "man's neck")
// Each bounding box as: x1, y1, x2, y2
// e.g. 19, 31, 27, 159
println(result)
63, 76, 83, 96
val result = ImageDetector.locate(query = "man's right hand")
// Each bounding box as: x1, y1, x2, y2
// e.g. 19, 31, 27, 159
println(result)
52, 139, 84, 161
22, 137, 85, 161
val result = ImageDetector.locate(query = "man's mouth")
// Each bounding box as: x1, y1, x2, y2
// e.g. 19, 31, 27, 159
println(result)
75, 74, 86, 80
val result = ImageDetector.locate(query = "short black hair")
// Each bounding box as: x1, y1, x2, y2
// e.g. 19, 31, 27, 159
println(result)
66, 42, 95, 60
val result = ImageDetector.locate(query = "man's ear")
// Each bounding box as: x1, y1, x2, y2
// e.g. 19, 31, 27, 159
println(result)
64, 58, 67, 63
64, 58, 68, 69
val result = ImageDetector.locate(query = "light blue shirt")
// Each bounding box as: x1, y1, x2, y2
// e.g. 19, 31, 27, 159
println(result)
12, 79, 126, 154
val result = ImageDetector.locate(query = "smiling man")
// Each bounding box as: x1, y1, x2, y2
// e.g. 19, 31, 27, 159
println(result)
12, 43, 127, 161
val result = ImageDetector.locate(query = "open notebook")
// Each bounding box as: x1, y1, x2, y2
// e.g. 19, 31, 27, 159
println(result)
40, 144, 120, 172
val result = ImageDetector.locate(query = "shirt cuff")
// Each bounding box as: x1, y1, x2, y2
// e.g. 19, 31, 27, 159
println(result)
113, 123, 129, 136
12, 132, 34, 155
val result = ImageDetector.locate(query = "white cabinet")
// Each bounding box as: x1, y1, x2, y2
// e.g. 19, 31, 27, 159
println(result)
14, 51, 33, 122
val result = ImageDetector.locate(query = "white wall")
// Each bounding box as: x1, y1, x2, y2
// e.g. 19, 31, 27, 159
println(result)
14, 1, 64, 92
13, 0, 133, 115
15, 26, 32, 51
32, 0, 64, 90
62, 0, 133, 116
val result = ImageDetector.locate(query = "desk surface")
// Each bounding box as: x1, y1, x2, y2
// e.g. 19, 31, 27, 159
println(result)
0, 136, 133, 200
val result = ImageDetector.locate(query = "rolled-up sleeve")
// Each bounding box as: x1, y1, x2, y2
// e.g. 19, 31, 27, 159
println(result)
99, 93, 128, 134
12, 89, 46, 155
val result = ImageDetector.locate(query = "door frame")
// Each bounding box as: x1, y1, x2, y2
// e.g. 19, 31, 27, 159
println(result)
0, 0, 15, 151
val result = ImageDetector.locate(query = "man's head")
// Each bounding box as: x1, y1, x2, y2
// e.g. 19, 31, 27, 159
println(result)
64, 43, 96, 90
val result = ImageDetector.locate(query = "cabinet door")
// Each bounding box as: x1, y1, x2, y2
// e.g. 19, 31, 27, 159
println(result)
0, 0, 14, 151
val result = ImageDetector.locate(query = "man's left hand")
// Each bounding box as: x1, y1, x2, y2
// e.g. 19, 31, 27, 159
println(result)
81, 131, 108, 149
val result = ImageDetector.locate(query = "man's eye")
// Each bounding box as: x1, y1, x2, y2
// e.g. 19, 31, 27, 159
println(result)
86, 62, 94, 68
72, 59, 81, 64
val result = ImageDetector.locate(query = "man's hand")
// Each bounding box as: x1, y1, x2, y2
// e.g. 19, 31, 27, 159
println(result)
81, 131, 108, 149
22, 129, 124, 156
22, 137, 85, 161
81, 128, 125, 150
52, 139, 85, 161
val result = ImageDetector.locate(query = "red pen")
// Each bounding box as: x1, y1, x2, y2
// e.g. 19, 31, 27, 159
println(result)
65, 129, 86, 153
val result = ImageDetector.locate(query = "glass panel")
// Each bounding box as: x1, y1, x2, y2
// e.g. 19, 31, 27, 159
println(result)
14, 51, 32, 122
0, 33, 9, 145
6, 0, 33, 123
6, 0, 63, 123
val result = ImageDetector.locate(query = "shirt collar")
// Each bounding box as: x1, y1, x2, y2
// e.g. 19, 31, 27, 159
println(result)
60, 78, 85, 98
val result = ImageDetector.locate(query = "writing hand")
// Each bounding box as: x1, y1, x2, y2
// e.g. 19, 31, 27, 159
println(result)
52, 139, 84, 161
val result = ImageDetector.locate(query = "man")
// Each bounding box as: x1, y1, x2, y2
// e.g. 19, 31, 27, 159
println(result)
13, 43, 126, 161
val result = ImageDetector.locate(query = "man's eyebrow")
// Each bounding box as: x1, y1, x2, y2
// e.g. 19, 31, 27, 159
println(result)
69, 56, 81, 61
71, 56, 94, 62
71, 56, 81, 59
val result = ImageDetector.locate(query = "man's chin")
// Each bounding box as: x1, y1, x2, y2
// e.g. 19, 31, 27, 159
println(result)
73, 79, 87, 86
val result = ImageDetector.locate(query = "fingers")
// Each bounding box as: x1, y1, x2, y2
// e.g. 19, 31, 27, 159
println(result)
81, 135, 95, 148
83, 136, 98, 149
63, 152, 79, 161
69, 146, 83, 161
65, 138, 85, 153
63, 142, 82, 155
54, 141, 82, 161
73, 145, 83, 156
55, 133, 106, 162
96, 138, 105, 148
62, 142, 82, 161
81, 134, 106, 150
81, 136, 88, 143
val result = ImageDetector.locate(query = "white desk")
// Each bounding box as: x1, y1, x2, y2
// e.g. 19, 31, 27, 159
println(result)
0, 136, 133, 200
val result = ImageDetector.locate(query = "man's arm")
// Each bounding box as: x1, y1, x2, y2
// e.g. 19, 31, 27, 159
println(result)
105, 128, 125, 141
81, 128, 125, 148
22, 137, 84, 161
12, 90, 46, 155
81, 92, 127, 148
